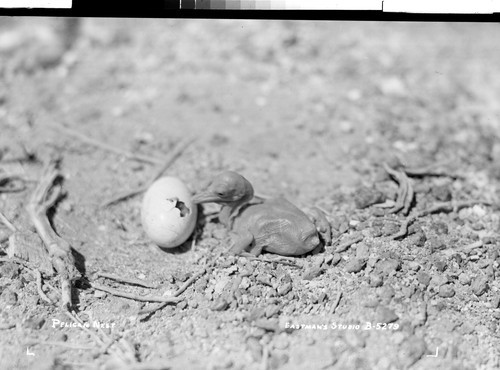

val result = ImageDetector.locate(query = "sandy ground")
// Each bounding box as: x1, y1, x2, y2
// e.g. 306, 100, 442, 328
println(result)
0, 18, 500, 370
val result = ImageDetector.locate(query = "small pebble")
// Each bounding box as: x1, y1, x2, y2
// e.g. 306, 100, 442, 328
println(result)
379, 286, 395, 303
317, 292, 327, 303
330, 215, 349, 231
254, 318, 279, 332
345, 258, 366, 273
278, 272, 292, 284
189, 300, 199, 309
94, 290, 107, 299
273, 333, 289, 350
369, 274, 383, 287
23, 316, 45, 330
407, 231, 427, 248
490, 296, 500, 309
482, 236, 497, 245
432, 300, 447, 312
375, 258, 401, 276
246, 337, 263, 361
278, 282, 292, 296
430, 221, 449, 235
345, 330, 366, 348
356, 243, 370, 260
210, 298, 229, 311
269, 353, 290, 369
477, 259, 493, 269
458, 273, 471, 285
382, 223, 400, 236
302, 266, 323, 281
432, 184, 452, 202
173, 271, 189, 283
0, 262, 20, 279
195, 277, 208, 292
417, 271, 431, 286
323, 254, 334, 265
248, 285, 263, 297
433, 259, 447, 272
0, 289, 18, 305
460, 322, 474, 335
399, 336, 427, 368
429, 274, 449, 287
330, 254, 342, 266
240, 294, 250, 305
240, 277, 251, 290
438, 284, 455, 298
407, 261, 421, 271
311, 255, 325, 267
56, 333, 68, 342
367, 257, 379, 268
428, 237, 446, 252
218, 257, 235, 269
265, 304, 280, 318
403, 285, 416, 298
339, 222, 349, 234
239, 267, 253, 277
353, 186, 385, 209
471, 275, 489, 296
212, 228, 228, 240
363, 298, 380, 308
470, 222, 484, 231
257, 274, 273, 286
370, 225, 383, 236
376, 306, 398, 323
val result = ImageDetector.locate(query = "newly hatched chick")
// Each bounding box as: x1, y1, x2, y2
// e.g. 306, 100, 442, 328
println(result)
193, 171, 331, 257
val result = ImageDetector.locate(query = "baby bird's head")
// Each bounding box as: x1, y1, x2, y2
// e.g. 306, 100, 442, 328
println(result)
192, 171, 254, 206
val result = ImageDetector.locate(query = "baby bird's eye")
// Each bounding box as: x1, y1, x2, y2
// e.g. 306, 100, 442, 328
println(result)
217, 192, 225, 197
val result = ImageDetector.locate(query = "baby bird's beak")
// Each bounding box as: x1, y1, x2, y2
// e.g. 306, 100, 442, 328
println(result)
191, 190, 221, 204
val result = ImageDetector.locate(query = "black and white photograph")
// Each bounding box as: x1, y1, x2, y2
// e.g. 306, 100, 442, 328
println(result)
0, 17, 499, 370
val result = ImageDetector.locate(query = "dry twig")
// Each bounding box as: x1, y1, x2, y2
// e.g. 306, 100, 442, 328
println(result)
334, 233, 364, 253
64, 311, 137, 364
97, 272, 158, 289
47, 123, 164, 165
24, 340, 94, 350
63, 311, 105, 346
403, 161, 461, 179
245, 256, 301, 268
0, 173, 27, 192
383, 163, 414, 215
138, 268, 208, 315
0, 256, 30, 267
139, 249, 224, 316
390, 200, 493, 240
441, 240, 484, 258
33, 269, 53, 304
90, 282, 183, 303
103, 136, 196, 207
0, 211, 17, 232
27, 158, 79, 309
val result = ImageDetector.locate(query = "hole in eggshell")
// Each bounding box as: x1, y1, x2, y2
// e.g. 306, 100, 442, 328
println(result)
174, 199, 190, 217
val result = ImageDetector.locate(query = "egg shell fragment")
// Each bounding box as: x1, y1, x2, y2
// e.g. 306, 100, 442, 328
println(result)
141, 176, 198, 248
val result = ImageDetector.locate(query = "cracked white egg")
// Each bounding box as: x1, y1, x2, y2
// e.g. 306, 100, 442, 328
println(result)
141, 176, 197, 248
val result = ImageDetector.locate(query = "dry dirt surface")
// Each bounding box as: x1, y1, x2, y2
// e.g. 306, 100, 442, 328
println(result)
0, 18, 500, 370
